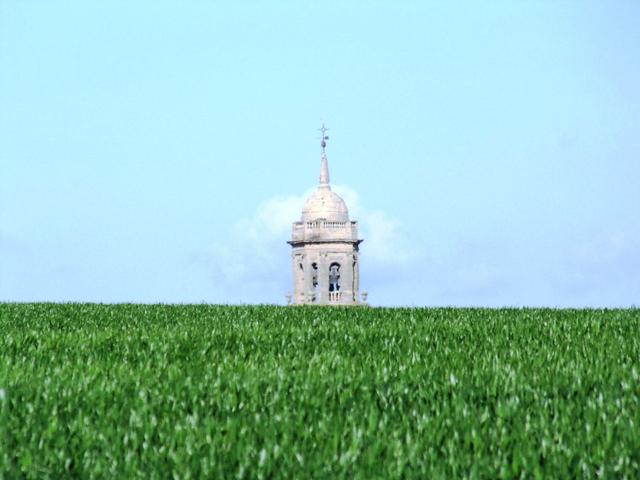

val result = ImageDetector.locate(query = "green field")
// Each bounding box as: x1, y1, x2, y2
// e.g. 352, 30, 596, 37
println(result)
1, 304, 639, 478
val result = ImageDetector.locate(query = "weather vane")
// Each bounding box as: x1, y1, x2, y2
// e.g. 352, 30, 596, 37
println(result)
318, 123, 329, 153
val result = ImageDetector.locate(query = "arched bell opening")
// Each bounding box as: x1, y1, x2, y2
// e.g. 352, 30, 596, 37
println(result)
311, 262, 319, 302
329, 263, 341, 293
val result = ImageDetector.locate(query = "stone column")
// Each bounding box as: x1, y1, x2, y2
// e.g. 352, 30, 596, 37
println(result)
353, 251, 360, 303
303, 255, 315, 303
340, 252, 354, 304
294, 253, 305, 304
317, 252, 330, 305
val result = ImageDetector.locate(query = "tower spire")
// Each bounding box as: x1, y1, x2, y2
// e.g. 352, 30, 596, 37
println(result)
318, 123, 330, 188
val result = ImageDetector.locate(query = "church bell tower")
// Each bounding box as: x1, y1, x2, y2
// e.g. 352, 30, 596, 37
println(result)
287, 126, 364, 305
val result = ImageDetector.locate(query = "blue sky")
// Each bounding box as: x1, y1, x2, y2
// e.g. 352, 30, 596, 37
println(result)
1, 1, 639, 306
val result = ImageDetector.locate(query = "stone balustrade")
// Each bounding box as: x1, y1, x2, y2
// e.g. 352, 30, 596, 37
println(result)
291, 220, 359, 243
304, 221, 348, 229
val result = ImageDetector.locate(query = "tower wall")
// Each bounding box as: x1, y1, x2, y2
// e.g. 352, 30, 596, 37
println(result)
290, 236, 361, 305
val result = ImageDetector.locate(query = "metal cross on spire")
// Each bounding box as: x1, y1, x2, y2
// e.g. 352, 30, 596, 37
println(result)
318, 123, 329, 153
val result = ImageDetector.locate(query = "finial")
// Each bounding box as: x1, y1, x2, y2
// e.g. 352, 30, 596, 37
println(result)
318, 123, 329, 153
318, 123, 331, 188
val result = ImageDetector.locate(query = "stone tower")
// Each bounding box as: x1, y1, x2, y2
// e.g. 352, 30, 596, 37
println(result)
287, 127, 364, 305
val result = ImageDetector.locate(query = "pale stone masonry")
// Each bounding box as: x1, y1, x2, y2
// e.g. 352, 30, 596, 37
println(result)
287, 134, 364, 305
